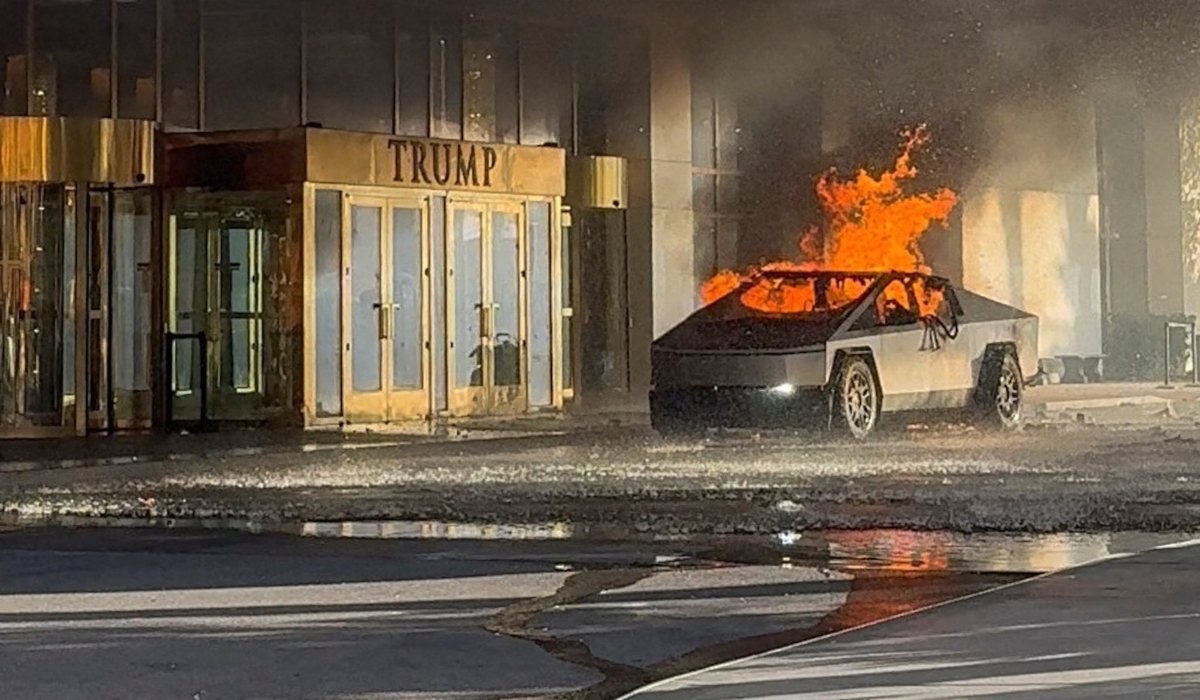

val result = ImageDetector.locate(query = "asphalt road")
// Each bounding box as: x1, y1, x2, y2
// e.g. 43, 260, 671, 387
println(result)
0, 528, 870, 700
627, 541, 1200, 699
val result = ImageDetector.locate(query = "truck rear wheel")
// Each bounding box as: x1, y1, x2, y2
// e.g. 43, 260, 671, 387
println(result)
978, 349, 1023, 430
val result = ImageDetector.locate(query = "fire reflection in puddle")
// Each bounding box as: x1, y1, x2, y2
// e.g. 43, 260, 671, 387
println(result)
774, 529, 1200, 574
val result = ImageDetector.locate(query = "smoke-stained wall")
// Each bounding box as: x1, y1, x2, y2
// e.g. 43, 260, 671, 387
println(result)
962, 97, 1102, 358
696, 0, 1200, 372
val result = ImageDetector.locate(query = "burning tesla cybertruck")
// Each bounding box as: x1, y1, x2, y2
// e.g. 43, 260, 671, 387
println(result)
650, 270, 1039, 438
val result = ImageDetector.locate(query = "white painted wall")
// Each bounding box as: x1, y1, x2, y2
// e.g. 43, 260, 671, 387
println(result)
963, 189, 1102, 358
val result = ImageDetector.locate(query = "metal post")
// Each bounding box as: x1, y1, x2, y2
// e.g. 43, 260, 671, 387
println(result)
1191, 320, 1199, 388
163, 331, 209, 432
163, 330, 174, 432
1163, 320, 1173, 389
197, 331, 208, 430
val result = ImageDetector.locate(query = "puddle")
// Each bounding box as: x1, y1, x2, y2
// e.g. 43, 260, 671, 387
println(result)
5, 511, 1199, 576
301, 519, 576, 541
772, 529, 1200, 574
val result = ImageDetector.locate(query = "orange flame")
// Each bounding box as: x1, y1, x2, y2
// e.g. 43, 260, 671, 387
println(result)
701, 125, 958, 317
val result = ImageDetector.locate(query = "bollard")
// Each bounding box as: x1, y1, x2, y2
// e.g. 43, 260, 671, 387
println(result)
1164, 320, 1173, 388
1192, 321, 1200, 388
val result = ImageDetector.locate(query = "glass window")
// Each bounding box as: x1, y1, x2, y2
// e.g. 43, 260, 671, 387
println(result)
350, 205, 383, 392
31, 0, 112, 117
491, 210, 520, 387
528, 201, 553, 407
203, 0, 300, 131
219, 225, 258, 391
306, 0, 393, 133
520, 26, 572, 149
453, 208, 482, 388
392, 207, 423, 389
162, 0, 199, 131
170, 215, 201, 394
396, 9, 429, 137
430, 14, 462, 140
117, 0, 157, 120
314, 190, 342, 416
111, 190, 153, 406
875, 279, 919, 327
0, 0, 27, 115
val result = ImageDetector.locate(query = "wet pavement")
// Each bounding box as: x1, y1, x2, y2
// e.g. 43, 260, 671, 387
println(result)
2, 525, 1196, 700
11, 420, 1200, 534
625, 539, 1200, 699
0, 382, 1193, 474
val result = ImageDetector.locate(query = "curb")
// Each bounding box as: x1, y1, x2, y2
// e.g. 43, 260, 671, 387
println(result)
0, 439, 414, 475
0, 424, 644, 476
1036, 395, 1173, 412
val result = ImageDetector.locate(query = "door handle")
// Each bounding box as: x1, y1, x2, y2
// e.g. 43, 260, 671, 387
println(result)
480, 304, 493, 339
374, 302, 389, 340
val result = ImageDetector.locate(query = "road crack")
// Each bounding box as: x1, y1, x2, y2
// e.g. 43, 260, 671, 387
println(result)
485, 569, 655, 699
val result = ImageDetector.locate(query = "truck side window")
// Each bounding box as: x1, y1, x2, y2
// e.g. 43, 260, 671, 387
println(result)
876, 280, 919, 326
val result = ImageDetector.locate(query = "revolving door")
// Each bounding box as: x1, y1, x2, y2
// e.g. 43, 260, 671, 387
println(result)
0, 183, 154, 434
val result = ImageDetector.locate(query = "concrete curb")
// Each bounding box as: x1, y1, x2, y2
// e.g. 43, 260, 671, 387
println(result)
1035, 395, 1173, 413
0, 428, 588, 476
0, 439, 411, 475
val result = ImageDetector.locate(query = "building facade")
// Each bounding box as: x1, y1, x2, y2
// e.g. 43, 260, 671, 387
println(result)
0, 0, 724, 436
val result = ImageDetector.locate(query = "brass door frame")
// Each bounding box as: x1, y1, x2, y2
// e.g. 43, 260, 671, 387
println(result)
341, 193, 432, 423
446, 195, 529, 418
84, 188, 112, 431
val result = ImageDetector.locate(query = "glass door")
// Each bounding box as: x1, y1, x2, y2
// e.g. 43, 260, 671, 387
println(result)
447, 199, 527, 417
170, 208, 268, 421
85, 188, 154, 431
343, 196, 430, 422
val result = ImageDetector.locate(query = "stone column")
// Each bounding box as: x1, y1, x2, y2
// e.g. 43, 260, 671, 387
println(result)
1180, 97, 1200, 317
647, 25, 697, 339
1145, 103, 1186, 317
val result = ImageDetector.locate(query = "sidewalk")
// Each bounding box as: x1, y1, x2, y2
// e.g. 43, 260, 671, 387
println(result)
1026, 382, 1200, 424
0, 411, 647, 474
0, 383, 1194, 476
626, 539, 1200, 699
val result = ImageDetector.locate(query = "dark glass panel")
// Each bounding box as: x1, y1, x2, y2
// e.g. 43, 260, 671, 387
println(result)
117, 0, 157, 120
395, 8, 429, 136
31, 0, 112, 117
162, 0, 199, 131
520, 25, 572, 149
306, 0, 393, 133
203, 0, 300, 131
0, 0, 27, 115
